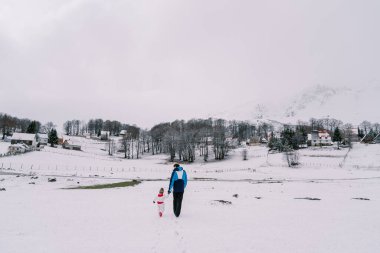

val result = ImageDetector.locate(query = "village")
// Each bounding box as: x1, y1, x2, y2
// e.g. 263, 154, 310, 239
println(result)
1, 119, 379, 159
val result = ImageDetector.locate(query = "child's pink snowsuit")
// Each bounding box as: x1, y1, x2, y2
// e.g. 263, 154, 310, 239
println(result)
154, 193, 168, 217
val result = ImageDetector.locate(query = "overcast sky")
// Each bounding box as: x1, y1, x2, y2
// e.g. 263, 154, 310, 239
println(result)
0, 0, 379, 128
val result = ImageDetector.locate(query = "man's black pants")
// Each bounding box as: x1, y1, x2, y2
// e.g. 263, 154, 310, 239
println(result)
173, 192, 184, 217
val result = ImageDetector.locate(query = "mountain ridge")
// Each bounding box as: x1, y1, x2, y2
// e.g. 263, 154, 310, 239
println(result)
212, 83, 380, 126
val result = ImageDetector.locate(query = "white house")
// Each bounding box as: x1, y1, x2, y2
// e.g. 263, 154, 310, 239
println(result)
119, 130, 127, 136
3, 135, 12, 142
308, 130, 332, 146
11, 133, 37, 146
100, 131, 110, 140
62, 140, 81, 151
37, 133, 48, 145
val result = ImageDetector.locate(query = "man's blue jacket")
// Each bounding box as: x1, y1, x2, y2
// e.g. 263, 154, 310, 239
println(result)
168, 166, 188, 193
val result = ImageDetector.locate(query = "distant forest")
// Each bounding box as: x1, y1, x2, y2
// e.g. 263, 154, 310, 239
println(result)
1, 112, 379, 163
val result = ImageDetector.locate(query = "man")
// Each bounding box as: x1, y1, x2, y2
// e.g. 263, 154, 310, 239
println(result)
168, 163, 188, 217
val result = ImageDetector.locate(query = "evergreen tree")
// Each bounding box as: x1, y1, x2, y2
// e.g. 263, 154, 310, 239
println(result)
281, 128, 298, 150
48, 129, 59, 147
26, 121, 40, 134
333, 127, 342, 149
357, 127, 364, 138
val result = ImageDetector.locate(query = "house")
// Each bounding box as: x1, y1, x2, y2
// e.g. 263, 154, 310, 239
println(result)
8, 143, 29, 154
308, 130, 332, 146
119, 130, 127, 137
3, 135, 12, 142
248, 136, 261, 145
62, 140, 81, 151
11, 133, 37, 146
37, 133, 48, 145
100, 131, 110, 141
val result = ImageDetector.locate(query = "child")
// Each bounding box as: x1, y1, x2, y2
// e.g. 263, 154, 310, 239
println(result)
153, 187, 169, 217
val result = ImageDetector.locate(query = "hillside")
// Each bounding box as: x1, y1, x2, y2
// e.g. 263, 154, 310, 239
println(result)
214, 83, 380, 126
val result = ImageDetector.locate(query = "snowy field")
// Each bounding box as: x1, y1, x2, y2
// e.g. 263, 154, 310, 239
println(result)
1, 141, 380, 253
0, 141, 10, 155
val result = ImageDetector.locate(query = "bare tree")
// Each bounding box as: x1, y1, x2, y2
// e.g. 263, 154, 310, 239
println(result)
41, 122, 56, 134
107, 139, 116, 156
360, 121, 372, 135
213, 119, 228, 160
342, 123, 354, 148
63, 121, 73, 135
283, 148, 300, 167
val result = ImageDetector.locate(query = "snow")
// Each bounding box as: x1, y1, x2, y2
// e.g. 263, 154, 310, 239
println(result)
1, 141, 380, 253
10, 133, 36, 141
0, 141, 11, 155
215, 83, 380, 125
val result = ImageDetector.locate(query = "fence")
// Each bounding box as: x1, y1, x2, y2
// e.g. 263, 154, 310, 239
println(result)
0, 162, 253, 176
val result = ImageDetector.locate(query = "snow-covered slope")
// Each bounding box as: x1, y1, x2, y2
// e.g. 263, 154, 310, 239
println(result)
1, 143, 380, 253
283, 83, 380, 125
213, 83, 380, 125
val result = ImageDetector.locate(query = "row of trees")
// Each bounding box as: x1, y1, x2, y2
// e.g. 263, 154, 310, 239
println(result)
0, 113, 60, 147
63, 119, 127, 136
147, 119, 277, 162
268, 119, 361, 152
149, 119, 230, 162
0, 113, 56, 138
64, 116, 379, 162
62, 117, 275, 162
3, 111, 379, 163
268, 118, 380, 155
357, 120, 380, 140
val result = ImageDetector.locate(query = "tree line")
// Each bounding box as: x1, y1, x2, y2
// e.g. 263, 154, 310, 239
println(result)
269, 118, 380, 153
2, 112, 380, 163
62, 118, 275, 162
0, 113, 58, 138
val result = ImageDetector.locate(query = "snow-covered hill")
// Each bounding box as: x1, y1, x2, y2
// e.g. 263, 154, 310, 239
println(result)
213, 82, 380, 126
283, 83, 380, 125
